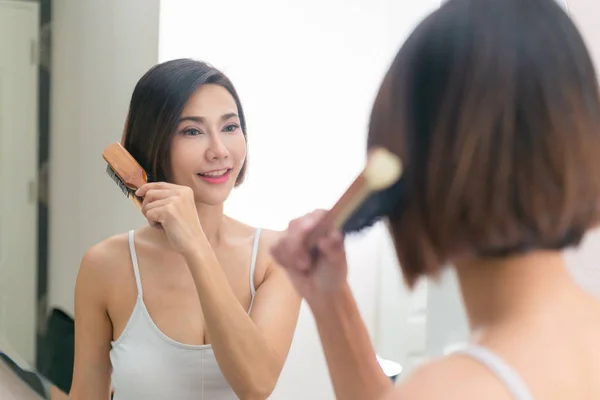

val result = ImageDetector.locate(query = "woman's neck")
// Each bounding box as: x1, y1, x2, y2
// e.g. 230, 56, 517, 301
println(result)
455, 250, 582, 334
195, 202, 226, 245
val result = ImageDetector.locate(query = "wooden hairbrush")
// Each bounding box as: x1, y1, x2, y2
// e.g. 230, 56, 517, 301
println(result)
306, 146, 403, 247
102, 142, 148, 209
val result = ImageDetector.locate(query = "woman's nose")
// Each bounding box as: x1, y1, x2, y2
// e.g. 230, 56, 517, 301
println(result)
206, 137, 229, 160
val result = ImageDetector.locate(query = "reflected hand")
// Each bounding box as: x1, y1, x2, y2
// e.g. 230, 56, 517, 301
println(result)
136, 182, 205, 255
270, 210, 348, 302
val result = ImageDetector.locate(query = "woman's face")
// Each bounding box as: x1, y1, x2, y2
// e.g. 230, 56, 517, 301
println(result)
169, 84, 247, 205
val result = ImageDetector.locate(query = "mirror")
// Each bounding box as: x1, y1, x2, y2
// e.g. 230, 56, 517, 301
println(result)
4, 0, 599, 399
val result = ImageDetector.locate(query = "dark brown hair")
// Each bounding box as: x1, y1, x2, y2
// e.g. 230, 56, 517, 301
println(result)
368, 0, 600, 288
122, 58, 248, 185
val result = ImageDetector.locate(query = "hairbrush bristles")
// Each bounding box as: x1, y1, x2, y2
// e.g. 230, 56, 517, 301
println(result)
106, 165, 135, 197
105, 165, 144, 207
341, 178, 404, 234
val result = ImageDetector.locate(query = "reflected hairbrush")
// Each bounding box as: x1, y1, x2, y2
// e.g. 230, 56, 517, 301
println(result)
102, 142, 148, 209
306, 147, 404, 247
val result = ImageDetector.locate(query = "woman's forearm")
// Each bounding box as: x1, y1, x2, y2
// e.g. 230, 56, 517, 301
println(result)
183, 245, 280, 399
308, 283, 393, 400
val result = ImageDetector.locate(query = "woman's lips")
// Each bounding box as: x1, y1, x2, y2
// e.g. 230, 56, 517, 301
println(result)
197, 169, 232, 184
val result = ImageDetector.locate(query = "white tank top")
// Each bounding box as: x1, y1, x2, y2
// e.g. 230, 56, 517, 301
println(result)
109, 228, 262, 400
456, 344, 534, 400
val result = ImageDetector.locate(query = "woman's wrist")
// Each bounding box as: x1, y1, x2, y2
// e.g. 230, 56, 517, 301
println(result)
305, 281, 353, 315
178, 227, 211, 258
181, 238, 211, 266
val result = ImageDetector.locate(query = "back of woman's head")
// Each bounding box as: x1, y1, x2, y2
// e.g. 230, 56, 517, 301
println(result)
122, 58, 247, 184
368, 0, 600, 287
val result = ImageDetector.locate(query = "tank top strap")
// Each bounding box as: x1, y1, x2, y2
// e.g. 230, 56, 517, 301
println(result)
456, 344, 534, 400
128, 230, 143, 298
248, 228, 262, 314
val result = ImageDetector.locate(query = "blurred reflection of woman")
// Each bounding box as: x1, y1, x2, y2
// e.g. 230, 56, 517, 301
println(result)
70, 59, 301, 400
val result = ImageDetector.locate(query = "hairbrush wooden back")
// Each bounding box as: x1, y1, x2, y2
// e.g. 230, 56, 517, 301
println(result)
102, 142, 147, 208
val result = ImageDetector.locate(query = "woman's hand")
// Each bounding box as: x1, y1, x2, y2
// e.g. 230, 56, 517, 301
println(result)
270, 210, 348, 303
136, 182, 205, 255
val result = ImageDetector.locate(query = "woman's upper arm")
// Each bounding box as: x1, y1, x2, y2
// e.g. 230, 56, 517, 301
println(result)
249, 233, 302, 367
69, 245, 114, 400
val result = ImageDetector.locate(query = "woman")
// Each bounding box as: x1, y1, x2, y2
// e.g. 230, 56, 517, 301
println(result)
271, 0, 600, 399
70, 59, 301, 399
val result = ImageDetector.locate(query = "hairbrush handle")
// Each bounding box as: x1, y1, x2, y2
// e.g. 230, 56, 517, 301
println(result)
305, 147, 402, 249
305, 176, 373, 248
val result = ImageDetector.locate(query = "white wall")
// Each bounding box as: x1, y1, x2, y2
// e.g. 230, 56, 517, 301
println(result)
49, 0, 160, 314
569, 0, 600, 74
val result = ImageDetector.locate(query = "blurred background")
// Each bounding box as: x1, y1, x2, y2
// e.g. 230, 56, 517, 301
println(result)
1, 0, 598, 398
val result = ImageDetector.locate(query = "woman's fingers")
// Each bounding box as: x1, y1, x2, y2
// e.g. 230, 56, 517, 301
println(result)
286, 213, 322, 270
272, 209, 337, 272
271, 220, 305, 271
141, 198, 171, 227
317, 229, 345, 264
145, 207, 163, 226
135, 181, 176, 197
139, 188, 173, 205
141, 197, 170, 214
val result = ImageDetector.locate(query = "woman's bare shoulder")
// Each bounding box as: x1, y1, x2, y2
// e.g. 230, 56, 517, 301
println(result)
223, 217, 282, 273
387, 354, 510, 400
252, 227, 282, 265
257, 228, 282, 246
223, 216, 281, 244
81, 232, 131, 267
76, 231, 136, 290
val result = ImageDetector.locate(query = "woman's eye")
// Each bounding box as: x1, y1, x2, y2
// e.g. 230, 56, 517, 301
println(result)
223, 124, 240, 133
183, 128, 202, 136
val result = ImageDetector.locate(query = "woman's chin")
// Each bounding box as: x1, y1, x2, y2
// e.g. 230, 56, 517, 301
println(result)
193, 190, 233, 207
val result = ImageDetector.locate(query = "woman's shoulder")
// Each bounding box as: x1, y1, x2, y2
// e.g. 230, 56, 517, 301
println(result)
257, 228, 282, 246
224, 216, 282, 245
388, 353, 515, 400
81, 232, 131, 267
223, 217, 282, 272
77, 230, 141, 289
